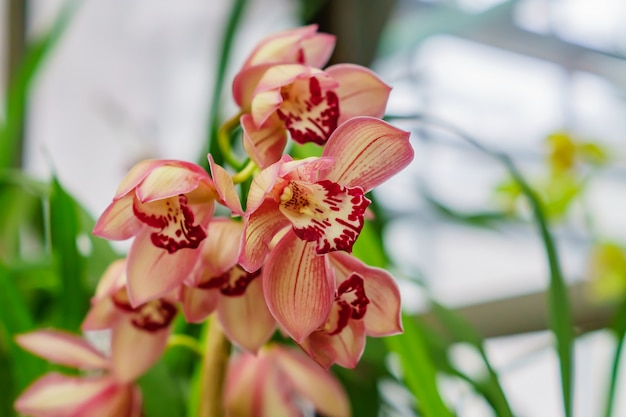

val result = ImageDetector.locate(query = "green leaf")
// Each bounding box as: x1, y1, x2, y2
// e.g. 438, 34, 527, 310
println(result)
48, 177, 89, 330
430, 302, 514, 417
385, 314, 453, 417
503, 159, 574, 417
603, 296, 626, 417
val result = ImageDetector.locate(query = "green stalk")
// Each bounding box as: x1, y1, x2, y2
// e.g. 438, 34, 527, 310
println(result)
197, 315, 231, 417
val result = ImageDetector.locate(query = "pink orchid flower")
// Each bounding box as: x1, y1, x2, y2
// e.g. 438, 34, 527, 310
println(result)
233, 30, 391, 167
224, 345, 350, 417
14, 330, 142, 417
179, 218, 276, 353
239, 117, 413, 342
300, 251, 403, 369
81, 258, 177, 381
93, 158, 241, 305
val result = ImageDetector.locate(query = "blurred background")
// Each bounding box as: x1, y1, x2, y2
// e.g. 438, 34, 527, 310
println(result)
2, 0, 626, 416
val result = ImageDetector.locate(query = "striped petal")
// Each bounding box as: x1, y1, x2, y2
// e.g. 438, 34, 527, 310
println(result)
134, 162, 212, 203
240, 199, 289, 272
16, 330, 109, 370
218, 274, 276, 353
262, 231, 334, 342
241, 113, 287, 168
179, 285, 219, 323
14, 373, 113, 417
322, 117, 413, 192
208, 155, 243, 215
93, 194, 143, 241
110, 318, 171, 383
241, 24, 335, 69
126, 228, 202, 306
300, 319, 366, 369
271, 345, 351, 416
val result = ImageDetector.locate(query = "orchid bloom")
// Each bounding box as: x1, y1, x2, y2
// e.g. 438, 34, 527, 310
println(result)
233, 28, 391, 167
224, 345, 350, 417
93, 158, 241, 305
179, 218, 276, 353
14, 330, 142, 417
239, 117, 413, 342
81, 258, 177, 381
300, 252, 403, 369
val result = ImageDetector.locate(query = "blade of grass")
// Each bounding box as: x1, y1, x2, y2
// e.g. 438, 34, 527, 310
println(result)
48, 176, 89, 330
0, 0, 82, 169
391, 114, 574, 417
603, 296, 626, 417
385, 314, 453, 417
200, 0, 249, 170
430, 302, 514, 417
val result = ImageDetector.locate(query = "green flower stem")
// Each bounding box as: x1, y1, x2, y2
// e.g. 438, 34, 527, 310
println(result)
232, 160, 258, 184
198, 314, 231, 417
217, 112, 244, 170
167, 334, 202, 357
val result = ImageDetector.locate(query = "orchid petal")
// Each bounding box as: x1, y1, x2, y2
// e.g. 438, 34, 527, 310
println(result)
81, 297, 120, 330
114, 159, 167, 198
195, 218, 244, 282
245, 159, 281, 215
134, 162, 211, 203
232, 64, 272, 109
325, 64, 391, 124
278, 179, 370, 254
251, 89, 283, 127
322, 117, 413, 192
262, 231, 334, 342
329, 252, 403, 336
253, 64, 315, 94
91, 259, 127, 300
93, 194, 143, 241
271, 346, 351, 417
301, 319, 366, 369
72, 382, 139, 417
241, 114, 287, 168
179, 285, 219, 323
240, 199, 289, 272
16, 330, 109, 370
126, 228, 202, 306
208, 154, 243, 215
110, 318, 170, 383
14, 373, 112, 417
242, 25, 334, 69
224, 353, 297, 417
218, 275, 276, 353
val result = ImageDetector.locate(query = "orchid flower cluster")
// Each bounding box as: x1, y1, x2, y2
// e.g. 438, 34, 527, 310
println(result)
15, 25, 414, 417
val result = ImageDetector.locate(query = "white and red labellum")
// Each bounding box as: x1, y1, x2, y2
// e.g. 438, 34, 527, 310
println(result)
133, 194, 206, 253
325, 274, 369, 335
277, 179, 369, 254
276, 77, 339, 145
